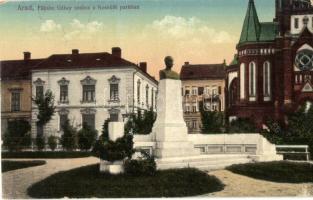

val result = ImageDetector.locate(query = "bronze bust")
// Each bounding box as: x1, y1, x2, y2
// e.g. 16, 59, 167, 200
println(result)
159, 56, 180, 80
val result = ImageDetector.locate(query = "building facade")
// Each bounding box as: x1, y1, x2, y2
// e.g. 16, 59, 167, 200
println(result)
226, 0, 313, 128
0, 52, 44, 136
180, 62, 226, 133
31, 48, 158, 140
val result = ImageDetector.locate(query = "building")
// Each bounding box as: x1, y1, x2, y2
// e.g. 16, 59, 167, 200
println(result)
226, 0, 313, 128
180, 62, 226, 133
0, 52, 44, 136
31, 48, 158, 140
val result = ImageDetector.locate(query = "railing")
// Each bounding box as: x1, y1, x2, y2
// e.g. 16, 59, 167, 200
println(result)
276, 145, 310, 161
194, 144, 257, 155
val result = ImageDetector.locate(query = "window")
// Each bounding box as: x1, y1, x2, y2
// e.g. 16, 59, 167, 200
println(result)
11, 92, 20, 112
82, 114, 95, 129
198, 87, 204, 95
185, 104, 190, 112
59, 114, 68, 131
83, 85, 95, 102
110, 113, 119, 122
192, 104, 197, 112
192, 120, 198, 129
249, 62, 257, 99
212, 88, 217, 96
240, 63, 246, 99
36, 85, 44, 99
146, 85, 149, 106
60, 85, 68, 103
263, 61, 271, 101
110, 83, 119, 101
295, 18, 299, 29
192, 87, 197, 95
185, 89, 190, 96
137, 80, 141, 105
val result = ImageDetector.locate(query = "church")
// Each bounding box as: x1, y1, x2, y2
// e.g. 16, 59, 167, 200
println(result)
226, 0, 313, 128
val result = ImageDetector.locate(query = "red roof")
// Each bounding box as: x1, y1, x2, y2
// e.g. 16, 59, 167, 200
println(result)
0, 59, 44, 80
180, 63, 226, 80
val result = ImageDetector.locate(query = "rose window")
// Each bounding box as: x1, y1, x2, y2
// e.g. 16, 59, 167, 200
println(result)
295, 49, 313, 71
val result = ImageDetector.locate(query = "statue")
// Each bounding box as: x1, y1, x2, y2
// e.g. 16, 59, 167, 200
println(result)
159, 56, 180, 80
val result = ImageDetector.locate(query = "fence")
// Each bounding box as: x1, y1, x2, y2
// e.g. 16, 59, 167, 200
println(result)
276, 145, 310, 161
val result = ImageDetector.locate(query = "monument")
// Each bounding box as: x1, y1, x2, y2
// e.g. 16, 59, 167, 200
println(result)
152, 56, 198, 158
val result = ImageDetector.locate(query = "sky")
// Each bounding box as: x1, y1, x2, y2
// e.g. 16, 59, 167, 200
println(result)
0, 0, 276, 78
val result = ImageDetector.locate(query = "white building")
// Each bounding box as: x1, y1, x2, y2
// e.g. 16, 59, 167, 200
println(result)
31, 48, 158, 139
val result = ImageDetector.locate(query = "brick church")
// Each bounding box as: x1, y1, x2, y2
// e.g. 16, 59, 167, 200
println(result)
226, 0, 313, 128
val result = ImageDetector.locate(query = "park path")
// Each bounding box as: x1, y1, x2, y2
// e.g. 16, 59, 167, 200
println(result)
205, 169, 313, 197
2, 157, 99, 199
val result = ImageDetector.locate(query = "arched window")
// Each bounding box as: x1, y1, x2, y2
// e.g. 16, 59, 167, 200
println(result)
249, 62, 257, 100
240, 63, 246, 99
263, 61, 271, 101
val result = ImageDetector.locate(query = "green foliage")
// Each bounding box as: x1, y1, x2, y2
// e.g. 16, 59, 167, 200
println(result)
48, 136, 58, 151
2, 160, 46, 172
227, 161, 313, 183
93, 133, 134, 162
126, 109, 156, 135
32, 90, 56, 127
60, 119, 77, 151
3, 119, 31, 151
77, 123, 98, 151
226, 118, 257, 133
36, 136, 45, 151
101, 119, 110, 141
27, 165, 224, 198
124, 151, 157, 176
200, 110, 224, 133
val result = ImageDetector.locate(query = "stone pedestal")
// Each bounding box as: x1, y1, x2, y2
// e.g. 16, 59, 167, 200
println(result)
100, 122, 125, 174
152, 79, 197, 158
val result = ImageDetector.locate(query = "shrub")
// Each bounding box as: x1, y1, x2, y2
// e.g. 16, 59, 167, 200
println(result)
77, 123, 98, 151
36, 136, 45, 151
93, 133, 134, 162
3, 119, 31, 151
124, 151, 156, 176
48, 136, 58, 151
226, 118, 257, 133
200, 110, 224, 133
60, 119, 77, 151
2, 151, 92, 159
126, 109, 156, 135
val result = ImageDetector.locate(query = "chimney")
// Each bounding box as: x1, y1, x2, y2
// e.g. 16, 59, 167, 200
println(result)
184, 61, 190, 65
112, 47, 121, 58
24, 52, 31, 60
72, 49, 79, 55
139, 62, 147, 73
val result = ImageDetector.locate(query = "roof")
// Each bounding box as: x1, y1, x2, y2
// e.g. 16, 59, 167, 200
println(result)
0, 59, 44, 80
238, 0, 276, 46
229, 54, 239, 66
180, 63, 226, 80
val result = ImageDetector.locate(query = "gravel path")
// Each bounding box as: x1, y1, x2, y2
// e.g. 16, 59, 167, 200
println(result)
2, 157, 99, 199
206, 170, 313, 197
2, 158, 313, 198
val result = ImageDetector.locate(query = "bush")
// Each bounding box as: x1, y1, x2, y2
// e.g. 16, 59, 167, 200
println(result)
2, 160, 46, 172
126, 109, 156, 135
77, 123, 97, 151
93, 134, 134, 162
226, 118, 257, 133
48, 136, 58, 151
60, 119, 77, 151
3, 119, 31, 151
36, 136, 45, 151
124, 151, 156, 176
200, 110, 224, 133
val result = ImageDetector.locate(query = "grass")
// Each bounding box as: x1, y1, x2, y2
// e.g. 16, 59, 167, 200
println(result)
27, 164, 224, 198
2, 160, 46, 172
226, 161, 313, 183
2, 151, 92, 159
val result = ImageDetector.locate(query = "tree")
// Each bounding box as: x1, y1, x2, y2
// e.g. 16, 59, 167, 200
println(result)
60, 119, 77, 151
226, 118, 257, 133
32, 89, 56, 149
3, 119, 31, 151
200, 110, 224, 133
48, 136, 58, 151
126, 109, 156, 135
77, 123, 98, 151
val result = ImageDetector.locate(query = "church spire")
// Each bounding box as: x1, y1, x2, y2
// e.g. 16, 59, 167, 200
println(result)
239, 0, 261, 45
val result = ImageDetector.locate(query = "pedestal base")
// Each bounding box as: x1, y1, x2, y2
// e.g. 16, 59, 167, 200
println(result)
100, 160, 124, 174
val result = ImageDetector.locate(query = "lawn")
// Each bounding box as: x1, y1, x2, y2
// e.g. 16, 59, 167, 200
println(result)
2, 151, 92, 159
226, 161, 313, 183
2, 160, 46, 172
27, 164, 224, 198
